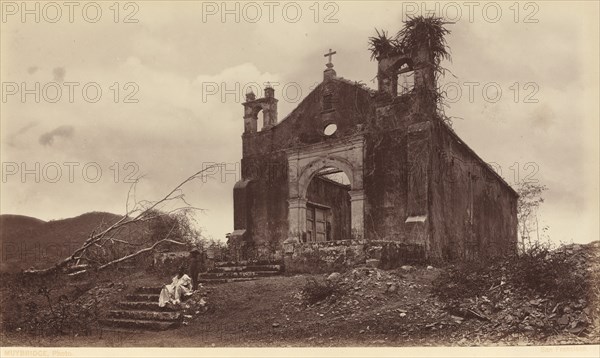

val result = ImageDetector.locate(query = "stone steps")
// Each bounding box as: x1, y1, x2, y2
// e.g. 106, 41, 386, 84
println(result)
99, 326, 144, 334
125, 293, 160, 302
135, 286, 163, 295
200, 270, 280, 278
117, 301, 178, 312
214, 260, 283, 267
100, 284, 184, 332
198, 277, 257, 284
106, 309, 182, 321
208, 264, 283, 272
197, 261, 284, 284
99, 318, 180, 331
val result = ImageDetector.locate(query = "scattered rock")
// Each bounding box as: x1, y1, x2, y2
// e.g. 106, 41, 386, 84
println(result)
327, 272, 341, 282
450, 315, 464, 324
433, 241, 600, 342
557, 315, 570, 326
563, 306, 573, 314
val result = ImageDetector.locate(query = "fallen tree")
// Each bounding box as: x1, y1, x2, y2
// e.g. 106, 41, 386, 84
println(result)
23, 166, 218, 276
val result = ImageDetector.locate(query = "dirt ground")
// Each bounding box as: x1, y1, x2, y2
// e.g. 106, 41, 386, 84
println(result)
2, 262, 598, 347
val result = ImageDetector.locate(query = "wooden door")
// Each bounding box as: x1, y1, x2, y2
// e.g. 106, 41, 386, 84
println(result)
315, 207, 327, 242
307, 205, 328, 242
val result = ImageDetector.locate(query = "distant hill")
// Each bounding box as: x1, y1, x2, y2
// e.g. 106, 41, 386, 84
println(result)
0, 215, 47, 240
0, 212, 130, 273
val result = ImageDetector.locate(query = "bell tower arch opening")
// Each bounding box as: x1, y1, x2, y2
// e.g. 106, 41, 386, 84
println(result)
242, 86, 279, 134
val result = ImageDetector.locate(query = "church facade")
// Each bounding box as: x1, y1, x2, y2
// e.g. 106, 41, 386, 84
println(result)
229, 44, 518, 269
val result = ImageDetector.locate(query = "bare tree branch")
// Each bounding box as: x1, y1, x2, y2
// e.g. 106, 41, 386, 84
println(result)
23, 165, 217, 276
96, 238, 187, 272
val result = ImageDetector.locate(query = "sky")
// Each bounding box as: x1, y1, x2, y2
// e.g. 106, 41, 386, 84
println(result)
1, 1, 598, 244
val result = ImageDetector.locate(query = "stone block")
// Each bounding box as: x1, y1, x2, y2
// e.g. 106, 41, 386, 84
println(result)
366, 259, 380, 268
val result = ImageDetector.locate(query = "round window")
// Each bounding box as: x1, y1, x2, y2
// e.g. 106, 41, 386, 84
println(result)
323, 123, 337, 136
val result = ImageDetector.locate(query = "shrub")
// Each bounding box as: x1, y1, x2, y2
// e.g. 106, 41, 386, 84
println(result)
509, 243, 589, 300
1, 275, 99, 337
432, 243, 591, 303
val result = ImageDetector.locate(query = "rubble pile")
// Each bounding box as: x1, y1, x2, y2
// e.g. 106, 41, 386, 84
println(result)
435, 242, 600, 343
78, 281, 128, 312
180, 291, 209, 326
298, 266, 442, 320
292, 242, 599, 344
301, 267, 399, 311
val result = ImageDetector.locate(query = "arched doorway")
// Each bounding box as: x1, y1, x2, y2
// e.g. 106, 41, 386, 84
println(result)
286, 136, 365, 243
303, 167, 351, 242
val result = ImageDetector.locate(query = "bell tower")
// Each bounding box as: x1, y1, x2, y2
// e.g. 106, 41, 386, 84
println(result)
242, 85, 279, 134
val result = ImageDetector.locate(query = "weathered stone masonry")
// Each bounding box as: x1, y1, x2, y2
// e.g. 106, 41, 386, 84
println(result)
230, 44, 518, 271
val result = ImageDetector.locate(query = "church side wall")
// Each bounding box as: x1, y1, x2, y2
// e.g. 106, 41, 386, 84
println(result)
429, 122, 518, 261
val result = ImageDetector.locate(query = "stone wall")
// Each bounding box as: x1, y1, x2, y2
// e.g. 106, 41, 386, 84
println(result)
152, 251, 189, 275
364, 240, 426, 268
283, 240, 426, 273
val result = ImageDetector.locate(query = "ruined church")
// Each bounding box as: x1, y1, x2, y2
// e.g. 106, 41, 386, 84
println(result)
229, 38, 518, 271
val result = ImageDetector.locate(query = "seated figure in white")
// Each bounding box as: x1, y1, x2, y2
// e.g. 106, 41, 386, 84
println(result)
158, 266, 193, 307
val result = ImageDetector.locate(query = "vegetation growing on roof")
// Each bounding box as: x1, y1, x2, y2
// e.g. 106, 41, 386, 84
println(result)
368, 16, 454, 125
368, 29, 401, 60
368, 16, 452, 76
396, 16, 452, 78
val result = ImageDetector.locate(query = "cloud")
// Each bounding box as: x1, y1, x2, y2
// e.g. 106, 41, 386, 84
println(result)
1, 2, 597, 246
52, 67, 66, 82
530, 105, 556, 132
6, 122, 39, 147
16, 121, 38, 135
38, 125, 74, 146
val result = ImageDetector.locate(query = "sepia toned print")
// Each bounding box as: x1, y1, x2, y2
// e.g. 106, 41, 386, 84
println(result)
0, 1, 598, 356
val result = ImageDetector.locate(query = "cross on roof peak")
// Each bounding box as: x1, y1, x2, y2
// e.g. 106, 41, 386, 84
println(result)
324, 48, 337, 67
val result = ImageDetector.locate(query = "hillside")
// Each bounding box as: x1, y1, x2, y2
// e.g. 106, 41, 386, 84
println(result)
0, 215, 46, 242
0, 212, 126, 272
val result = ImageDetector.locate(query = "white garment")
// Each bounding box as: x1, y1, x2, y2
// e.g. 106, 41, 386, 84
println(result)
158, 274, 192, 307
